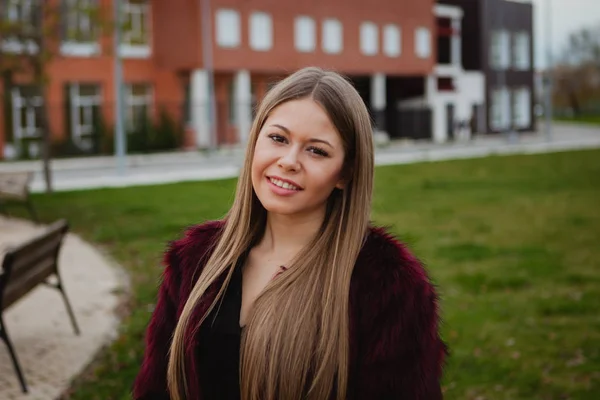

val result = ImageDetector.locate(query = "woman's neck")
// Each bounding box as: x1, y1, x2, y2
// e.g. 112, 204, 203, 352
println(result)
258, 211, 324, 257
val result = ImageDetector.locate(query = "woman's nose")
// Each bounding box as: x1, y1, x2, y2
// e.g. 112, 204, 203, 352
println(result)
277, 148, 301, 172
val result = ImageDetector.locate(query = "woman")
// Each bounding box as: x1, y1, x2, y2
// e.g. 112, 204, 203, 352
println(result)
133, 67, 446, 400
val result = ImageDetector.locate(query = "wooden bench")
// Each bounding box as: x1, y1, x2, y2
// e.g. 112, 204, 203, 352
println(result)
0, 171, 38, 223
0, 219, 80, 393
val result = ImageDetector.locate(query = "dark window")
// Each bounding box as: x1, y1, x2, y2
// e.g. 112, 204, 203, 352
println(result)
436, 18, 452, 64
437, 77, 455, 92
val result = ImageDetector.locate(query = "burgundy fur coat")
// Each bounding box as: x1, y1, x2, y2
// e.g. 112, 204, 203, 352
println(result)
133, 220, 446, 399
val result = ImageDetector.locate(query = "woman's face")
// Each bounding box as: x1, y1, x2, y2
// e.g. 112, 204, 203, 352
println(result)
251, 98, 346, 221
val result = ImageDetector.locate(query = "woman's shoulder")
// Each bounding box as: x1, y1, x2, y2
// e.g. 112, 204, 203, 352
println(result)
353, 227, 446, 397
353, 225, 442, 345
353, 225, 436, 297
359, 225, 430, 277
163, 219, 225, 278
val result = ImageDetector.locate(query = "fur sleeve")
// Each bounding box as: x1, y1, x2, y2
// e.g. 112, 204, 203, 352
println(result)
355, 230, 446, 399
132, 221, 223, 399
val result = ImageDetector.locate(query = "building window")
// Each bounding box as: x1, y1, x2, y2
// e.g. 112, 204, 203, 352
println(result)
322, 18, 343, 54
216, 9, 241, 48
122, 0, 150, 45
1, 0, 40, 53
512, 87, 531, 128
249, 12, 273, 51
490, 30, 510, 69
68, 83, 102, 150
63, 0, 97, 43
437, 77, 455, 91
360, 22, 378, 56
119, 0, 151, 58
415, 27, 431, 58
3, 0, 39, 31
295, 16, 316, 52
125, 83, 152, 132
513, 32, 530, 70
436, 18, 452, 65
490, 87, 511, 130
383, 24, 401, 57
61, 0, 100, 56
10, 86, 43, 157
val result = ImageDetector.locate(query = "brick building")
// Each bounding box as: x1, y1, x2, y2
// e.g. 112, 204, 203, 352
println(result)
0, 0, 442, 159
0, 0, 524, 160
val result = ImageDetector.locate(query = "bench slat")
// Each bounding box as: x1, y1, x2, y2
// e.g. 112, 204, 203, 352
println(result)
2, 257, 56, 309
1, 219, 69, 311
9, 236, 62, 280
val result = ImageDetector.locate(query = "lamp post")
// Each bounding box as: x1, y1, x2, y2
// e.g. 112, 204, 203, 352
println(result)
201, 0, 218, 151
113, 0, 127, 174
544, 0, 553, 141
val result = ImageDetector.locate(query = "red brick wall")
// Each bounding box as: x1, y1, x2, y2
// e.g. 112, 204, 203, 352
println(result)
152, 0, 201, 70
157, 0, 436, 76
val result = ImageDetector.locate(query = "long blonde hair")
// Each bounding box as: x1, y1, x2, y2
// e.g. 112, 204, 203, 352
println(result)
167, 67, 374, 400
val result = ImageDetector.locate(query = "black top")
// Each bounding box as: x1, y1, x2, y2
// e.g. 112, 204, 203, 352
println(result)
197, 262, 244, 400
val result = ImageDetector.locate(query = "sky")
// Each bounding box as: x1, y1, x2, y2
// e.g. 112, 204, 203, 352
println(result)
529, 0, 600, 69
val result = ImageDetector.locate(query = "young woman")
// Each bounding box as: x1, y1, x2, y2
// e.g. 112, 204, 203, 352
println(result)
133, 67, 446, 400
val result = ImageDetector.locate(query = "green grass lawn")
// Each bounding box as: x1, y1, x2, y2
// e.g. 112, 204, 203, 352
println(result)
19, 149, 600, 399
555, 115, 600, 126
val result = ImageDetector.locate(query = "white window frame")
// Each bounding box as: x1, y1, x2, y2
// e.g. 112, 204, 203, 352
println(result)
10, 87, 43, 158
125, 83, 153, 132
10, 87, 44, 157
360, 22, 378, 56
1, 0, 40, 54
216, 9, 241, 48
249, 11, 273, 51
119, 0, 151, 58
383, 24, 401, 57
61, 0, 101, 57
415, 27, 431, 59
513, 32, 530, 70
322, 18, 343, 54
512, 87, 531, 128
490, 30, 510, 70
69, 83, 102, 150
294, 16, 316, 53
490, 87, 511, 131
382, 24, 402, 57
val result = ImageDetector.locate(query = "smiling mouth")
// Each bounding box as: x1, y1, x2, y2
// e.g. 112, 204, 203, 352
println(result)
267, 177, 302, 191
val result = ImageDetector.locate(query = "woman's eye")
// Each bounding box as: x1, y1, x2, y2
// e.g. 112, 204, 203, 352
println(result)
308, 147, 329, 157
268, 134, 286, 143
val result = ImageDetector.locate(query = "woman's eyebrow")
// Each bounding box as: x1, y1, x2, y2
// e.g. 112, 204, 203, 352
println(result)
269, 124, 334, 148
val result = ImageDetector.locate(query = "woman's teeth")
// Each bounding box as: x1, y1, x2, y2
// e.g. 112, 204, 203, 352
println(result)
269, 178, 299, 190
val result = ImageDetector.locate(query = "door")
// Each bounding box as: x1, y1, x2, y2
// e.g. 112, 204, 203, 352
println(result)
446, 103, 455, 140
472, 104, 485, 135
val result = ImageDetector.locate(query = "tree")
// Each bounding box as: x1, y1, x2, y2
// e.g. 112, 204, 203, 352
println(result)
564, 24, 600, 67
554, 24, 600, 116
0, 0, 104, 193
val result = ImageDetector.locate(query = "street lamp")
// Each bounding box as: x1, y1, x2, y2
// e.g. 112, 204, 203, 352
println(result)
201, 0, 218, 151
113, 0, 127, 174
544, 0, 553, 141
